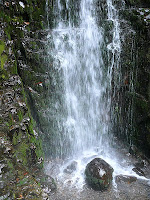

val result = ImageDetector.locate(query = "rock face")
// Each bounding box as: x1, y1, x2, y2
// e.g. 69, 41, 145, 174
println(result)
85, 158, 114, 191
111, 0, 150, 158
0, 0, 55, 199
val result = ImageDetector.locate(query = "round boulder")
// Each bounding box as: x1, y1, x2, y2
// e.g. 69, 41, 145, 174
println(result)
85, 158, 113, 191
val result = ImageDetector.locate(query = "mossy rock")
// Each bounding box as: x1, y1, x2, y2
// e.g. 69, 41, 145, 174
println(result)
85, 158, 114, 191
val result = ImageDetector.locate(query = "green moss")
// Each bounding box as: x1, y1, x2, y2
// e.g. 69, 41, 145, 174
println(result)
17, 178, 28, 186
0, 40, 7, 70
1, 74, 5, 79
17, 142, 29, 166
0, 40, 5, 55
85, 168, 109, 191
13, 133, 18, 146
0, 68, 9, 81
7, 160, 14, 169
5, 28, 11, 41
1, 54, 8, 70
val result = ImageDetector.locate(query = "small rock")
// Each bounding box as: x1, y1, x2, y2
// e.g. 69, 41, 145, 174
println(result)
132, 167, 145, 176
115, 175, 137, 184
37, 157, 43, 164
30, 144, 36, 150
40, 175, 56, 192
22, 117, 30, 124
4, 147, 12, 154
64, 161, 78, 174
21, 123, 26, 131
10, 108, 17, 114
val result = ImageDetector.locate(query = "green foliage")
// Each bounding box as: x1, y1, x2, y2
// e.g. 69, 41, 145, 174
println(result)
13, 133, 18, 146
7, 160, 14, 169
18, 110, 23, 122
1, 54, 8, 70
17, 178, 28, 186
0, 40, 7, 70
17, 142, 28, 166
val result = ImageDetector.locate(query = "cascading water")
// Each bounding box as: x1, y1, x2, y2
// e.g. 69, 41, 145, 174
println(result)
51, 0, 114, 159
45, 0, 150, 197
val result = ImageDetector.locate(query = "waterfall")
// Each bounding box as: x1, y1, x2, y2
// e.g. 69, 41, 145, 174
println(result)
48, 0, 121, 159
44, 0, 150, 196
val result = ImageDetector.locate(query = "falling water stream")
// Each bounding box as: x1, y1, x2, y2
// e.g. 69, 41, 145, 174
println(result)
45, 0, 150, 199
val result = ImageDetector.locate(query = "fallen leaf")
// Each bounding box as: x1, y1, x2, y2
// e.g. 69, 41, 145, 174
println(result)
35, 82, 42, 85
17, 194, 23, 199
16, 178, 19, 182
24, 22, 30, 25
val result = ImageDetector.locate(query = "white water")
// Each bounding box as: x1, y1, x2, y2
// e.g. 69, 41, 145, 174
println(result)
45, 0, 150, 191
52, 0, 112, 158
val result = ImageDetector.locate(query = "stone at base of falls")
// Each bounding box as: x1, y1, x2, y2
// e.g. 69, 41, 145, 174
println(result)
64, 161, 78, 174
40, 175, 57, 194
85, 158, 114, 191
115, 175, 137, 184
132, 167, 145, 177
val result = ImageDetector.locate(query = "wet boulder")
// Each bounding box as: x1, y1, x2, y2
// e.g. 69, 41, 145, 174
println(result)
85, 158, 113, 191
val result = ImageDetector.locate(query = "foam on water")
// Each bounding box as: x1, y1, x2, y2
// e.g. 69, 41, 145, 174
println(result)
45, 148, 150, 191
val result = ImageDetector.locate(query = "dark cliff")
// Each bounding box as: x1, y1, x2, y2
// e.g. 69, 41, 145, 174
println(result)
0, 0, 55, 199
113, 0, 150, 158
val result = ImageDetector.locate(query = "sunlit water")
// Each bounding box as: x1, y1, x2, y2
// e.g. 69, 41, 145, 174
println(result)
45, 0, 150, 193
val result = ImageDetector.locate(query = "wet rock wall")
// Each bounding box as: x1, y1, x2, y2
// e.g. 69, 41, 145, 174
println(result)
113, 0, 150, 158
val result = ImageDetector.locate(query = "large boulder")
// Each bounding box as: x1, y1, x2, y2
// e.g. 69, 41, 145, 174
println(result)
85, 158, 113, 191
